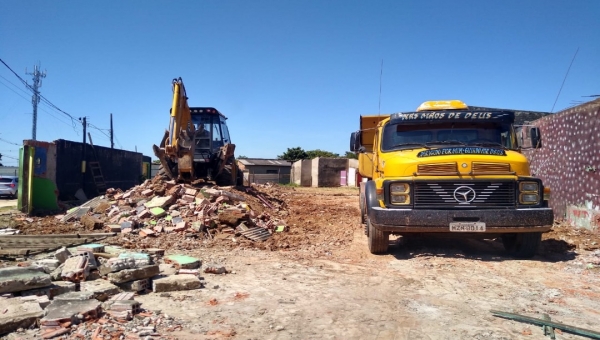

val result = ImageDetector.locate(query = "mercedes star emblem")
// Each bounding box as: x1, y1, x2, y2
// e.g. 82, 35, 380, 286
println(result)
453, 186, 476, 203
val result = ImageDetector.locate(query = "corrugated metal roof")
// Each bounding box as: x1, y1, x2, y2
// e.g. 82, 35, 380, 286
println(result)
238, 158, 291, 167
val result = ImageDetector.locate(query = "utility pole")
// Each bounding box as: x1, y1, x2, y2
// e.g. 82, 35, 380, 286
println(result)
26, 63, 47, 140
81, 117, 87, 190
110, 113, 114, 149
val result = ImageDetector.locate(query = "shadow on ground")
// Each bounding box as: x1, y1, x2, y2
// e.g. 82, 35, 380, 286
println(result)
388, 235, 577, 263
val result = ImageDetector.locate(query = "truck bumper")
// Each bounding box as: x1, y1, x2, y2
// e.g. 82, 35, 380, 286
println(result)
368, 207, 554, 233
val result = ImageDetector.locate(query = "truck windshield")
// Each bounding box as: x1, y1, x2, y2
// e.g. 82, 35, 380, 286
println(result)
381, 122, 513, 152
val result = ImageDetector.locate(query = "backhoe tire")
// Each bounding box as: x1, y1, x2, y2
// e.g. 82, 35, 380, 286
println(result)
503, 232, 541, 259
156, 164, 176, 181
367, 218, 389, 254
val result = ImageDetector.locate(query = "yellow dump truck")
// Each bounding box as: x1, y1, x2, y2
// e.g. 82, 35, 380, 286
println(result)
350, 100, 553, 258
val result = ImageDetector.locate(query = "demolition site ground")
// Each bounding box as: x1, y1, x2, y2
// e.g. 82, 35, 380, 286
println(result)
1, 184, 600, 340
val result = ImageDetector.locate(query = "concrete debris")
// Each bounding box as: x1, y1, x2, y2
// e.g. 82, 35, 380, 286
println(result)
21, 281, 76, 299
116, 278, 149, 292
204, 266, 229, 275
54, 247, 71, 264
40, 298, 101, 329
79, 280, 120, 301
164, 254, 201, 269
20, 294, 51, 309
100, 252, 152, 275
0, 299, 44, 335
0, 228, 20, 235
0, 266, 52, 294
106, 264, 160, 284
61, 254, 91, 283
33, 259, 61, 274
152, 274, 202, 293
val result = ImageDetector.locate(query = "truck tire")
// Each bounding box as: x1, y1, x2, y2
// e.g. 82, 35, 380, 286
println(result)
502, 232, 541, 259
367, 218, 389, 254
359, 190, 366, 225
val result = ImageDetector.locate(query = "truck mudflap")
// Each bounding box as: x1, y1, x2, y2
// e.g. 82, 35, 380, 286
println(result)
367, 206, 554, 233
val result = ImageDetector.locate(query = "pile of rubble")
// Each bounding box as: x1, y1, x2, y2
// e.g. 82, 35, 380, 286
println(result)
59, 179, 289, 250
0, 242, 222, 338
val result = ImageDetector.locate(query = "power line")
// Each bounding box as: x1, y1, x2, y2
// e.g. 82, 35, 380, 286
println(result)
0, 57, 78, 123
0, 137, 20, 146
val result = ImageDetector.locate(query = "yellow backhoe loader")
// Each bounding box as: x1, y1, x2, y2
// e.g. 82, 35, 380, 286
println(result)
152, 78, 240, 185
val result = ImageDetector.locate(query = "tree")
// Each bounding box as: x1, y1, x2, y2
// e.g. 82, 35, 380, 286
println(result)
237, 155, 249, 159
0, 153, 3, 167
306, 149, 340, 159
152, 159, 161, 164
344, 151, 358, 159
277, 147, 308, 161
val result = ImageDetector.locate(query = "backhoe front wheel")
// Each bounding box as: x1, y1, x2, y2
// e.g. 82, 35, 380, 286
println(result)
367, 218, 389, 254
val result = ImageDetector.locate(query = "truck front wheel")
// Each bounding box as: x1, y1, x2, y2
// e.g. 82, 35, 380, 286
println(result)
502, 232, 541, 259
367, 219, 389, 254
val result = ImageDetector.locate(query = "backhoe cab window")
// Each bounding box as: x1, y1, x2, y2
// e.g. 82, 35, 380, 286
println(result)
191, 114, 232, 150
381, 122, 513, 151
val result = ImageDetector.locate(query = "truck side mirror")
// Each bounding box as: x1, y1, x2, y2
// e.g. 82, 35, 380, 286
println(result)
350, 132, 361, 152
530, 127, 542, 148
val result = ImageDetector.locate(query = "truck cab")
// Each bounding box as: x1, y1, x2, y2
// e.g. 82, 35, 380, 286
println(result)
350, 100, 553, 258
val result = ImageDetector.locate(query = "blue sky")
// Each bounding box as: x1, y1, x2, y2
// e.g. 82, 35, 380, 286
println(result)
1, 1, 599, 166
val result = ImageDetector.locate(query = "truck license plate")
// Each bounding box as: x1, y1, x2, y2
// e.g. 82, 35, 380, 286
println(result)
449, 222, 486, 232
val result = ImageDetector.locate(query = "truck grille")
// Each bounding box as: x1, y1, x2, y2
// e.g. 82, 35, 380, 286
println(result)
413, 181, 516, 208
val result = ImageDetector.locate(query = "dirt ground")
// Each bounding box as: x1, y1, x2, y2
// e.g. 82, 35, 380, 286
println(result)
3, 186, 600, 340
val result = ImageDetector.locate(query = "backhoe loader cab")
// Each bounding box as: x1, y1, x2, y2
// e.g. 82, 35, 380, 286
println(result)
190, 107, 235, 180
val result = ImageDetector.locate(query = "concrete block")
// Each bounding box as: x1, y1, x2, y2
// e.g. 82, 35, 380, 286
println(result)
164, 255, 201, 269
61, 255, 90, 283
0, 267, 52, 294
152, 274, 202, 293
145, 195, 175, 209
116, 279, 149, 292
140, 228, 156, 237
41, 299, 101, 326
53, 291, 94, 301
50, 264, 64, 281
34, 259, 61, 274
80, 280, 120, 301
149, 207, 166, 218
107, 265, 160, 284
0, 299, 44, 335
54, 247, 72, 263
20, 281, 77, 299
21, 294, 51, 309
78, 243, 105, 253
77, 249, 99, 269
108, 224, 122, 232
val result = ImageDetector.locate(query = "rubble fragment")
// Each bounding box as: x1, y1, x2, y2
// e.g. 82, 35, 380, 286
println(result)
106, 265, 160, 284
152, 274, 202, 293
164, 254, 201, 269
0, 299, 44, 335
0, 267, 52, 294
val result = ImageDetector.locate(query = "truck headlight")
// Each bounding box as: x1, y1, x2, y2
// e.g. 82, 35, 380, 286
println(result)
519, 182, 539, 192
391, 183, 409, 193
389, 182, 410, 205
391, 194, 410, 204
519, 193, 539, 204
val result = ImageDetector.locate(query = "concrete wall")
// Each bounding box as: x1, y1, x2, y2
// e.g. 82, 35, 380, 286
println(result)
23, 139, 144, 203
300, 160, 312, 186
0, 167, 19, 176
54, 139, 143, 200
524, 99, 600, 230
314, 157, 348, 187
